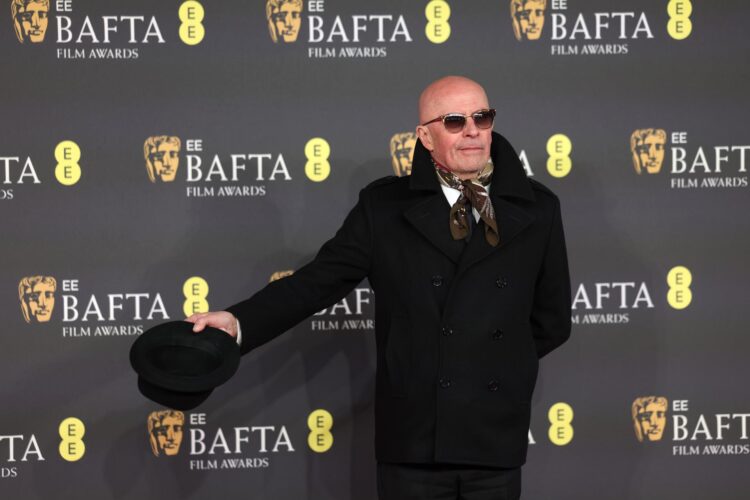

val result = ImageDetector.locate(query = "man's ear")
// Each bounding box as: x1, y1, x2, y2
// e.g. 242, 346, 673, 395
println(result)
416, 125, 433, 151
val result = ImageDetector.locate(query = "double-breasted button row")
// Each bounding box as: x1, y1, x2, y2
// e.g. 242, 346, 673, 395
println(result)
432, 275, 444, 287
441, 326, 454, 337
495, 276, 509, 288
438, 377, 499, 392
491, 329, 504, 340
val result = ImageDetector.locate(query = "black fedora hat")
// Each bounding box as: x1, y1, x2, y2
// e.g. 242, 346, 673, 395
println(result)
130, 320, 240, 410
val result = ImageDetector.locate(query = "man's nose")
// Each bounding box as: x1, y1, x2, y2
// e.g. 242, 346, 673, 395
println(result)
463, 117, 480, 137
31, 13, 39, 27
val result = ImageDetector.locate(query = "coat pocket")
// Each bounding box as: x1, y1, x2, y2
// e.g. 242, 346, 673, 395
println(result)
384, 315, 412, 398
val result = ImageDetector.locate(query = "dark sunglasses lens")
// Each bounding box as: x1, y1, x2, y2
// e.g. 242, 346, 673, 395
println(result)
473, 111, 495, 129
443, 115, 466, 133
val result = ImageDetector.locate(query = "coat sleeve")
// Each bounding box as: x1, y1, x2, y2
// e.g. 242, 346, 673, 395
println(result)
225, 188, 373, 354
530, 195, 572, 359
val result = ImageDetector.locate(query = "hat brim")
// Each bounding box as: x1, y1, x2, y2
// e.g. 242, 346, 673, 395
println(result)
130, 320, 240, 408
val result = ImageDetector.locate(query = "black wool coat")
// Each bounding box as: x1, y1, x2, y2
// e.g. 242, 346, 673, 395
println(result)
227, 131, 572, 468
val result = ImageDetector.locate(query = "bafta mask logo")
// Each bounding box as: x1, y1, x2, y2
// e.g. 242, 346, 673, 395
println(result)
390, 132, 417, 177
269, 270, 294, 282
19, 275, 56, 323
632, 396, 668, 443
11, 0, 49, 44
144, 136, 181, 183
510, 0, 546, 41
266, 0, 303, 43
630, 129, 667, 175
148, 410, 185, 457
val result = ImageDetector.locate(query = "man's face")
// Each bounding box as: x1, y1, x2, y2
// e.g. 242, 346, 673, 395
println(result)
273, 3, 302, 42
515, 1, 545, 40
418, 84, 493, 177
15, 1, 49, 43
636, 134, 665, 174
24, 281, 55, 323
636, 402, 667, 441
152, 416, 183, 456
149, 142, 180, 182
391, 133, 417, 176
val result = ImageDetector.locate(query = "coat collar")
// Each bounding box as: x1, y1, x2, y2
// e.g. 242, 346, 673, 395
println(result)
404, 131, 536, 267
408, 131, 536, 202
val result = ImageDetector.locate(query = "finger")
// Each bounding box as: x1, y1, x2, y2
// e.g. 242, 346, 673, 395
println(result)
192, 318, 206, 332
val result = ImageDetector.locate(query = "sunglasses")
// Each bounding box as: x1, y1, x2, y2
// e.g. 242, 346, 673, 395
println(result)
421, 108, 496, 133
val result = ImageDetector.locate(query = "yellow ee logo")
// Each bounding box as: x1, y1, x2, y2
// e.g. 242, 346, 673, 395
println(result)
59, 417, 86, 462
54, 140, 82, 186
305, 138, 331, 182
179, 1, 205, 45
183, 276, 209, 316
667, 0, 692, 40
307, 409, 333, 453
548, 402, 573, 446
667, 265, 692, 309
425, 0, 451, 44
546, 134, 572, 178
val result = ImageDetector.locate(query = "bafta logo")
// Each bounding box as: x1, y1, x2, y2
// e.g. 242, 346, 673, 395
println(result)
269, 270, 294, 282
266, 0, 303, 43
630, 129, 667, 175
19, 276, 56, 323
390, 132, 417, 177
510, 0, 546, 41
144, 136, 181, 183
632, 396, 668, 443
11, 0, 49, 43
148, 410, 185, 457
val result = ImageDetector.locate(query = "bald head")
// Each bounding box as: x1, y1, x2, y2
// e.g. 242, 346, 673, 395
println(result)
418, 76, 489, 124
415, 76, 494, 179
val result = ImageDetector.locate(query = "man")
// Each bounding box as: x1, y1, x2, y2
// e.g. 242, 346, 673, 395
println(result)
143, 136, 181, 183
188, 76, 571, 499
19, 275, 56, 323
11, 0, 49, 44
147, 410, 185, 457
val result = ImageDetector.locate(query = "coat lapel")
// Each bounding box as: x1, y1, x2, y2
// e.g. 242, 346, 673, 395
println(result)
454, 197, 536, 276
403, 131, 537, 268
403, 194, 465, 264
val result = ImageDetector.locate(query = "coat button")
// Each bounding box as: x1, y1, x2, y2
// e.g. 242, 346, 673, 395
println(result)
488, 380, 499, 392
495, 277, 509, 288
432, 275, 444, 287
439, 377, 452, 389
491, 329, 504, 340
442, 327, 453, 337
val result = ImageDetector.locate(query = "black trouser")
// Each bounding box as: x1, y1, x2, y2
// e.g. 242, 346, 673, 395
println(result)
377, 463, 522, 500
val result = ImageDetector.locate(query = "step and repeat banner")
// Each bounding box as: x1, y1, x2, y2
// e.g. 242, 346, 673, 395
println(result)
2, 0, 748, 498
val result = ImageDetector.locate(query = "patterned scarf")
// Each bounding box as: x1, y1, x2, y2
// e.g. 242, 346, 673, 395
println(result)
433, 157, 499, 247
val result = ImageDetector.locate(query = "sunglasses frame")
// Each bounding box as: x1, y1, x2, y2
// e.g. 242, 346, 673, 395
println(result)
421, 108, 496, 133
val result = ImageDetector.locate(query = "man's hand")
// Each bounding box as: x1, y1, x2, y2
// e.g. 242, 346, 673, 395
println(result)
185, 311, 238, 338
